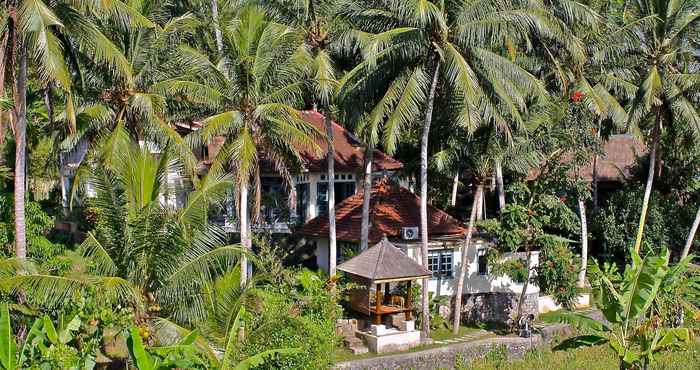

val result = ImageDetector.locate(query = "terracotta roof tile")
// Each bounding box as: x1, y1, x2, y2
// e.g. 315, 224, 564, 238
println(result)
298, 111, 403, 172
297, 178, 467, 243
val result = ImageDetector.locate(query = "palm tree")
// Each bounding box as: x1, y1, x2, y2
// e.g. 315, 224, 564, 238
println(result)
262, 0, 342, 277
190, 6, 321, 287
621, 0, 700, 253
337, 0, 549, 337
681, 206, 700, 260
0, 0, 150, 257
62, 2, 214, 184
2, 126, 241, 327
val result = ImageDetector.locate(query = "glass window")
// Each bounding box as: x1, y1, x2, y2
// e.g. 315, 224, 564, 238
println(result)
316, 182, 357, 216
317, 182, 329, 216
295, 183, 309, 222
477, 249, 488, 276
428, 250, 454, 278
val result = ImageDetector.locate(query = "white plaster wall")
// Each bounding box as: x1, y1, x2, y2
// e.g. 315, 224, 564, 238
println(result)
315, 237, 330, 273
402, 242, 540, 297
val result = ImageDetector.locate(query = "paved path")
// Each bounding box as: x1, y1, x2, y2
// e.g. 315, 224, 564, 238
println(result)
433, 329, 491, 345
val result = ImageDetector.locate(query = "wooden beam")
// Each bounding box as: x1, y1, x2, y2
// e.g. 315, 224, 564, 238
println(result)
374, 283, 382, 325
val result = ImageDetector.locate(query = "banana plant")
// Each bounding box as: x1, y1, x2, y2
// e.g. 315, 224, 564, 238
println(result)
130, 307, 299, 370
0, 303, 49, 370
554, 249, 693, 370
127, 327, 210, 370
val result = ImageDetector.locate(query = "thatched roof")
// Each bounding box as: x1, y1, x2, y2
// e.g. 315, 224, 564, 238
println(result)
337, 238, 432, 283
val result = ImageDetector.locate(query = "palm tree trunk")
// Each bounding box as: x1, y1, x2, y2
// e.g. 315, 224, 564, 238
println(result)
420, 59, 440, 338
515, 250, 532, 322
12, 37, 27, 258
325, 112, 337, 276
360, 145, 373, 250
0, 32, 8, 165
239, 182, 249, 286
634, 114, 660, 253
450, 174, 458, 207
495, 159, 505, 211
452, 183, 483, 333
577, 198, 588, 287
592, 123, 601, 209
210, 0, 224, 56
681, 204, 700, 260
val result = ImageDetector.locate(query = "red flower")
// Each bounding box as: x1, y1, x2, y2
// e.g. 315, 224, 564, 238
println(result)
571, 91, 584, 102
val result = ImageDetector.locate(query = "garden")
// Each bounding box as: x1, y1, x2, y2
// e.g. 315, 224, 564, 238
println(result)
0, 0, 699, 369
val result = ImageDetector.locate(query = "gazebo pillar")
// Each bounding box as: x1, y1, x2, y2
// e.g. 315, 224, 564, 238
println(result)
405, 281, 413, 320
374, 283, 382, 325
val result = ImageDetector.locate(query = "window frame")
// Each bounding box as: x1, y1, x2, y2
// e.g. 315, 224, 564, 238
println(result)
427, 249, 454, 279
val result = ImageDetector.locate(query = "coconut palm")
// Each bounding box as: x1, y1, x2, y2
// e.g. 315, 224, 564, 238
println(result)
188, 6, 321, 287
619, 0, 700, 253
337, 0, 553, 336
261, 0, 343, 277
1, 126, 241, 326
0, 0, 157, 258
61, 1, 215, 185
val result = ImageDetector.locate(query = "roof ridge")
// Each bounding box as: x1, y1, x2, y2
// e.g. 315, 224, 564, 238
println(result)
371, 240, 387, 280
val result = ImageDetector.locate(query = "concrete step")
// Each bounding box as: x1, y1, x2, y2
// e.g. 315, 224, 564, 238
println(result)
349, 345, 369, 355
344, 337, 364, 346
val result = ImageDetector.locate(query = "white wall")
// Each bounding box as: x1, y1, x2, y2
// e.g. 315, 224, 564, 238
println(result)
316, 236, 540, 297
402, 241, 540, 297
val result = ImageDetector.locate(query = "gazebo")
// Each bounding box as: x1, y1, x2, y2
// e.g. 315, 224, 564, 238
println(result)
338, 237, 431, 326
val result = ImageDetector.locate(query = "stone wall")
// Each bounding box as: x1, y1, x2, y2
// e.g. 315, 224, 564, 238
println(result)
334, 324, 575, 370
456, 292, 538, 324
335, 335, 543, 370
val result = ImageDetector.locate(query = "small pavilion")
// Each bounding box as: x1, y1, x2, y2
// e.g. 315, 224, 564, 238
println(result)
339, 237, 431, 325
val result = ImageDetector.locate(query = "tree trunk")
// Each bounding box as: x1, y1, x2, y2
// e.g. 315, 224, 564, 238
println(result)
210, 0, 224, 56
360, 145, 373, 250
239, 182, 249, 287
680, 204, 700, 260
12, 37, 27, 258
452, 183, 483, 334
592, 123, 601, 209
634, 114, 660, 253
450, 174, 458, 207
0, 32, 8, 164
420, 59, 441, 339
495, 158, 505, 211
325, 112, 337, 276
515, 250, 532, 321
577, 198, 588, 288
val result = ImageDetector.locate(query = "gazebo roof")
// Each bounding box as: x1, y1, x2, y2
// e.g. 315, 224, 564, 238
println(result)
337, 238, 432, 283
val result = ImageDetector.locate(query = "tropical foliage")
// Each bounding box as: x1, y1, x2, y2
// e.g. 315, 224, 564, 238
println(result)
0, 0, 699, 368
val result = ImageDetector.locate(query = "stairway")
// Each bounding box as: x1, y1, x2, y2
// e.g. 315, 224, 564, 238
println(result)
343, 333, 369, 354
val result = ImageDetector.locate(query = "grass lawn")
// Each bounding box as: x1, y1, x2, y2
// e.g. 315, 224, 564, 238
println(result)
430, 325, 483, 341
458, 341, 700, 370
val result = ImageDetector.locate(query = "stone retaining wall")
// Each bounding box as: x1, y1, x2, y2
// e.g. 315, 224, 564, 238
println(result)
334, 324, 574, 370
457, 292, 538, 324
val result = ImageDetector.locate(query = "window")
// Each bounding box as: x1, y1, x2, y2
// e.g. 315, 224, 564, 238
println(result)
428, 250, 453, 278
316, 182, 357, 216
295, 183, 310, 222
477, 249, 488, 276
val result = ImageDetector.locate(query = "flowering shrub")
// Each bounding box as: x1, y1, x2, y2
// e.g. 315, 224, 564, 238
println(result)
537, 239, 580, 309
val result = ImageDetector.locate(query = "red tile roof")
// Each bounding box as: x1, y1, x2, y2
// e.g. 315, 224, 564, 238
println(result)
297, 178, 467, 244
299, 110, 403, 172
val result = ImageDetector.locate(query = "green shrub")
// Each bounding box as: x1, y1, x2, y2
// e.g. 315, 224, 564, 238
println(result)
537, 241, 580, 309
